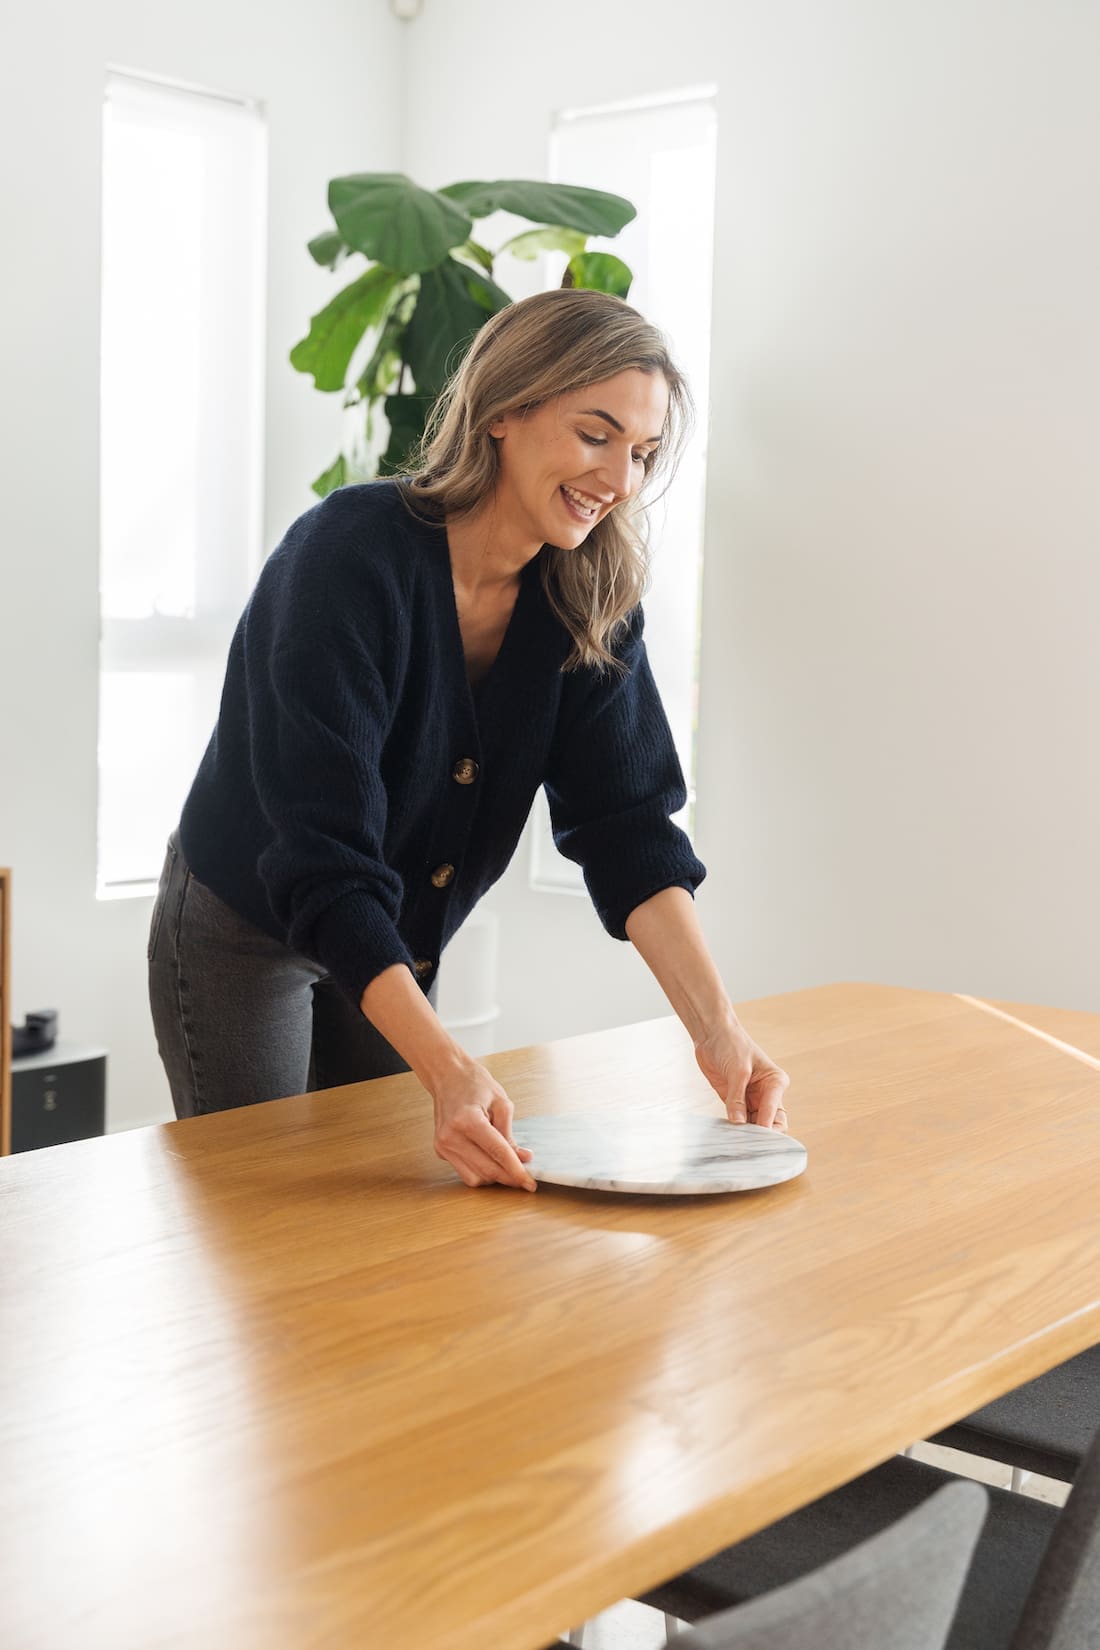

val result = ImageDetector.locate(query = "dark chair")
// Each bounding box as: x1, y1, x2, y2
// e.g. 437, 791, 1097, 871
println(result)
555, 1481, 985, 1650
662, 1481, 986, 1650
929, 1343, 1100, 1485
639, 1427, 1100, 1650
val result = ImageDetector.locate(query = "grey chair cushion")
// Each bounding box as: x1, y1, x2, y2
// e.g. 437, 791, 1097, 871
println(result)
670, 1480, 987, 1650
931, 1344, 1100, 1482
640, 1455, 1058, 1650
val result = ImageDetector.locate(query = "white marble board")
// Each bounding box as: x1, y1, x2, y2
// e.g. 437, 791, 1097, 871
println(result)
511, 1115, 807, 1195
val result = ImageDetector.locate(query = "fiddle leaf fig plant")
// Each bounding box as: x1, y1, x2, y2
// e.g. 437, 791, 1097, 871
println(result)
290, 171, 636, 497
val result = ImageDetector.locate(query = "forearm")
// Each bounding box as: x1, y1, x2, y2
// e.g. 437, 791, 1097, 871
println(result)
624, 886, 739, 1043
626, 887, 789, 1128
359, 964, 475, 1089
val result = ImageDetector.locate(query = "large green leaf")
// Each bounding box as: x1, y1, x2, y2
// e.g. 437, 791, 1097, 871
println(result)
379, 393, 434, 475
459, 263, 513, 316
458, 239, 494, 273
497, 225, 588, 261
440, 179, 635, 238
567, 251, 633, 298
354, 286, 418, 403
312, 453, 348, 498
329, 173, 472, 274
404, 258, 510, 399
308, 229, 347, 269
290, 266, 402, 392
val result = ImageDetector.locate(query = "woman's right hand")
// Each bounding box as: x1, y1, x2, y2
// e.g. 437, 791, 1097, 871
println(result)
432, 1056, 537, 1192
360, 963, 536, 1192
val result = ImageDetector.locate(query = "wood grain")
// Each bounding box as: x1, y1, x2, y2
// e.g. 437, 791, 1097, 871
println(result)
1, 981, 1099, 1650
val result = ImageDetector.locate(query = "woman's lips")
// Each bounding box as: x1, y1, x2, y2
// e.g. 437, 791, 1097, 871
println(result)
560, 484, 599, 523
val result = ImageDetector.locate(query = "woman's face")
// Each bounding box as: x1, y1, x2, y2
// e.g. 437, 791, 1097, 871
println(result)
488, 368, 669, 550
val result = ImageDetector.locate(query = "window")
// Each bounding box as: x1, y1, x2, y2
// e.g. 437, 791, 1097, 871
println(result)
97, 70, 266, 895
529, 89, 717, 893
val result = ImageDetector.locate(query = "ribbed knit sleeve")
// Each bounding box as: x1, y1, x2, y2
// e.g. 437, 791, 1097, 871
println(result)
237, 500, 415, 1000
543, 607, 706, 939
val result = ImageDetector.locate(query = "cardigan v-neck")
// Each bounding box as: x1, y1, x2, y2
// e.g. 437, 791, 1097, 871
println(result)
439, 538, 540, 720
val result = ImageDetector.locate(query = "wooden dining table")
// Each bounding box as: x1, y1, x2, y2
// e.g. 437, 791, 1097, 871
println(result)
2, 981, 1100, 1650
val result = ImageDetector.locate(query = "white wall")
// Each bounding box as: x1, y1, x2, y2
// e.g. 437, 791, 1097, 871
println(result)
4, 0, 1097, 1138
0, 0, 406, 1129
404, 0, 1100, 1040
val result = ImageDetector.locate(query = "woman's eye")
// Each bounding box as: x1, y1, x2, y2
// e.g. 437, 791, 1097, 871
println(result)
578, 431, 651, 466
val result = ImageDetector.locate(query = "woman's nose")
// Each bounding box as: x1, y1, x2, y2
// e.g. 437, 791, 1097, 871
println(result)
595, 445, 635, 499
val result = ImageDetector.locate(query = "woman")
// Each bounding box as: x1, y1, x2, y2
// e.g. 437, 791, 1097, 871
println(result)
149, 287, 790, 1189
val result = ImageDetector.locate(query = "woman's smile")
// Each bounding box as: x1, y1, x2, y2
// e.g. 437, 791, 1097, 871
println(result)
559, 483, 607, 523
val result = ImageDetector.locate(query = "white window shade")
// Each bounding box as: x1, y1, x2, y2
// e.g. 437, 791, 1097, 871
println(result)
98, 71, 267, 894
531, 91, 717, 894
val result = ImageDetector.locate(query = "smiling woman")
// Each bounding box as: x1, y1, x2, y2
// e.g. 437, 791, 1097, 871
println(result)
403, 287, 692, 671
490, 371, 666, 549
148, 288, 791, 1189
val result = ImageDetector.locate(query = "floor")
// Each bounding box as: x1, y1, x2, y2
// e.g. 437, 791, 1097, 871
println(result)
565, 1442, 1072, 1649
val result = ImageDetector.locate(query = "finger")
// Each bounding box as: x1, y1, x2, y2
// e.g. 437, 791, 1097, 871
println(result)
440, 1138, 513, 1188
434, 1129, 498, 1187
723, 1068, 752, 1125
464, 1114, 537, 1191
440, 1148, 484, 1188
486, 1092, 514, 1131
485, 1094, 532, 1161
748, 1072, 791, 1130
463, 1144, 537, 1191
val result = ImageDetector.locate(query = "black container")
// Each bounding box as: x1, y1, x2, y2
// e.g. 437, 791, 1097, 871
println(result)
11, 1042, 107, 1152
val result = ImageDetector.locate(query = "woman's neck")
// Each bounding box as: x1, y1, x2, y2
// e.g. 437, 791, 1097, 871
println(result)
446, 495, 541, 595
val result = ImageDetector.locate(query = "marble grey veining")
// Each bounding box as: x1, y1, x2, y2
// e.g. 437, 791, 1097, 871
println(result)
511, 1115, 807, 1195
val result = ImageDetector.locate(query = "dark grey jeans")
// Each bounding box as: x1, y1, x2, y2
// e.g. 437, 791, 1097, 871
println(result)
148, 832, 422, 1119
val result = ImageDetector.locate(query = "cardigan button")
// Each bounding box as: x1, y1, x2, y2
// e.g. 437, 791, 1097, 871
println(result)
412, 958, 434, 980
430, 863, 455, 889
452, 757, 479, 785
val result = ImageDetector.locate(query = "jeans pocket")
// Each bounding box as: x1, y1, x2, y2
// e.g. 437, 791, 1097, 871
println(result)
147, 837, 179, 963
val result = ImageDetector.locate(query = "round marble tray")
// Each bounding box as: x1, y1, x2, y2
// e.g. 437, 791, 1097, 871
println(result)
511, 1115, 807, 1195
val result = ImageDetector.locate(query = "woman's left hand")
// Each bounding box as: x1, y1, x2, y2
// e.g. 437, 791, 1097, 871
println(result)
694, 1016, 791, 1132
622, 888, 791, 1131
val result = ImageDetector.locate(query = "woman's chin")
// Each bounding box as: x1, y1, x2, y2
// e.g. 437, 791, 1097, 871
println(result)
546, 527, 592, 551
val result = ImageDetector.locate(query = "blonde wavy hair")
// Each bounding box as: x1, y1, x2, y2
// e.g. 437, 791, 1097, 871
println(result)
399, 287, 692, 671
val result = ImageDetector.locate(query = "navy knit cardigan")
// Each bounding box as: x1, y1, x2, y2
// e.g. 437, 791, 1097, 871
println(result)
179, 481, 706, 1005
